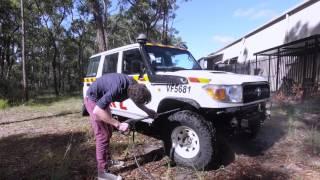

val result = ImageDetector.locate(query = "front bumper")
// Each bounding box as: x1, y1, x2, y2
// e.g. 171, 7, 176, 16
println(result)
202, 101, 269, 123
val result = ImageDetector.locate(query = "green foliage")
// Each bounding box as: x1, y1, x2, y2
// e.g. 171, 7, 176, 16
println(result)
0, 80, 24, 103
0, 0, 187, 102
0, 99, 9, 109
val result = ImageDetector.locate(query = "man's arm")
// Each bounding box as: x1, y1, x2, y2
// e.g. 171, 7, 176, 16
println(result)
93, 90, 119, 126
93, 106, 129, 132
93, 105, 120, 127
136, 104, 157, 119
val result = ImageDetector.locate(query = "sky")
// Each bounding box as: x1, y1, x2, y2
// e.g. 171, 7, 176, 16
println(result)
174, 0, 305, 59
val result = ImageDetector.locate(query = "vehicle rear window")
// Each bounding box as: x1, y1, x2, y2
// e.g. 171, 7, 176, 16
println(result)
122, 49, 145, 74
103, 53, 118, 74
86, 56, 100, 77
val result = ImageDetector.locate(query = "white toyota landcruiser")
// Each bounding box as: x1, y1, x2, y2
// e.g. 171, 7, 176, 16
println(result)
83, 34, 270, 170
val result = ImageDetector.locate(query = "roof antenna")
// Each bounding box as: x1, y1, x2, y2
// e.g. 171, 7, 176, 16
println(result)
136, 34, 147, 44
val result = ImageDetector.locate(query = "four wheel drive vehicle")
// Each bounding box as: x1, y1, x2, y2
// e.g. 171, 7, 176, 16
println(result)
82, 35, 270, 170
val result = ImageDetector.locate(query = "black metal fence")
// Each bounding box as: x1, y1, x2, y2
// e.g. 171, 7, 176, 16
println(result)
213, 35, 320, 98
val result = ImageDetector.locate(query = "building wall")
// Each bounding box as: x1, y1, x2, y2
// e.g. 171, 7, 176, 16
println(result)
209, 0, 320, 64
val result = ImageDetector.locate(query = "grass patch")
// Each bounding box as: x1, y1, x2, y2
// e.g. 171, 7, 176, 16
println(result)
286, 105, 298, 136
0, 99, 9, 109
110, 141, 130, 158
275, 97, 320, 156
0, 132, 96, 179
5, 92, 82, 108
306, 126, 320, 155
16, 95, 82, 113
165, 158, 172, 179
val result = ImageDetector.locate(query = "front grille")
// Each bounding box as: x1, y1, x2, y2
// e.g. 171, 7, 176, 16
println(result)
243, 83, 270, 103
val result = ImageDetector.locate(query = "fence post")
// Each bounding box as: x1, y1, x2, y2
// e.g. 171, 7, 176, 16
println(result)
268, 55, 271, 83
302, 42, 308, 100
312, 37, 318, 85
276, 48, 280, 91
255, 55, 258, 74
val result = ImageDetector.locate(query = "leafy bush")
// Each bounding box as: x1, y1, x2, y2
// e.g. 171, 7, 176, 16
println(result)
0, 99, 9, 109
0, 80, 23, 102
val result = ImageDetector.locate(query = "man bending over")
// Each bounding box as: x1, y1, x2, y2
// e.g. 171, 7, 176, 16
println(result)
84, 73, 156, 180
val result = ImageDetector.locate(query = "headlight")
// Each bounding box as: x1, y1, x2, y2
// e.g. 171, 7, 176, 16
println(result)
203, 84, 243, 103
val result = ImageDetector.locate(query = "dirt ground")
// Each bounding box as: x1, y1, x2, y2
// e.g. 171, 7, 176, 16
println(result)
0, 96, 320, 180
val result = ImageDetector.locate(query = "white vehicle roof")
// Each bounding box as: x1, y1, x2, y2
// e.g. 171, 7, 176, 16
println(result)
90, 43, 188, 59
90, 43, 140, 58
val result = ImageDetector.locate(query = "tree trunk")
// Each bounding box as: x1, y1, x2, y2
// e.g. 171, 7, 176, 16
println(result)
5, 40, 11, 80
67, 68, 71, 92
78, 41, 83, 86
88, 0, 108, 52
0, 47, 3, 79
52, 41, 59, 96
21, 0, 28, 101
96, 17, 108, 52
45, 66, 49, 89
58, 54, 61, 92
161, 0, 169, 45
61, 66, 64, 92
45, 42, 50, 90
6, 42, 14, 81
165, 14, 169, 44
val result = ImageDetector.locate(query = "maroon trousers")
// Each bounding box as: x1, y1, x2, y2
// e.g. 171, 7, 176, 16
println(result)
84, 97, 113, 171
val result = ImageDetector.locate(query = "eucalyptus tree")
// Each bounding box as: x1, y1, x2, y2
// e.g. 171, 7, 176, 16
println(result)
118, 0, 186, 45
86, 0, 110, 52
68, 2, 96, 87
34, 0, 72, 96
0, 0, 20, 81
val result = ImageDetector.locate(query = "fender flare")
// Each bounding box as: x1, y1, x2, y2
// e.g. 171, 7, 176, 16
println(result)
157, 97, 201, 113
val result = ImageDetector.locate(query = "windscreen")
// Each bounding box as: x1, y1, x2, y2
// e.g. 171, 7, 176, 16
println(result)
145, 46, 201, 72
86, 56, 100, 77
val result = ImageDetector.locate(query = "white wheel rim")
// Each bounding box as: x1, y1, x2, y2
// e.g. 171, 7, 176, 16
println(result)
171, 126, 200, 159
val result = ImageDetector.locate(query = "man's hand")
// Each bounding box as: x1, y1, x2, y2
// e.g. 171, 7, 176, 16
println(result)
118, 122, 129, 132
146, 109, 158, 119
93, 105, 121, 128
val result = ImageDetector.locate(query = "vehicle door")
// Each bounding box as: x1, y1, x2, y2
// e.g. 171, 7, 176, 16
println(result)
111, 48, 155, 119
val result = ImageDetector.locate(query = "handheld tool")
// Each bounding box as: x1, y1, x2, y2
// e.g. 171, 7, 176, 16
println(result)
124, 108, 181, 128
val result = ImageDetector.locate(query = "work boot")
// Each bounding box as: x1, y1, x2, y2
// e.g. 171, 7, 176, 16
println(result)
98, 170, 122, 180
108, 159, 125, 168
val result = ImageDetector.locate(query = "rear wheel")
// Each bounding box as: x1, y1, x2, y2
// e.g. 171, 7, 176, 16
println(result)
163, 110, 216, 170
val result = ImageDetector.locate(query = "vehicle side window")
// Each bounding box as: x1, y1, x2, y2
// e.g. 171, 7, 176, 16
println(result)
122, 49, 145, 74
103, 53, 118, 74
86, 56, 101, 77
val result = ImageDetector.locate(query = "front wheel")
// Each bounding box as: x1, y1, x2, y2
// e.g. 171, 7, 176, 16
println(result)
162, 110, 216, 170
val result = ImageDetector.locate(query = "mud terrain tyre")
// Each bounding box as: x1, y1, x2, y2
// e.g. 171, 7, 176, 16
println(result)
163, 110, 216, 170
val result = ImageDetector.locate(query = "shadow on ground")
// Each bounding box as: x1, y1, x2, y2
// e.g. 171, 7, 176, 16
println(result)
0, 111, 80, 125
216, 111, 289, 168
233, 165, 290, 180
0, 131, 167, 180
0, 132, 96, 180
